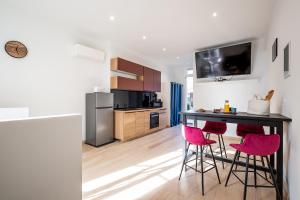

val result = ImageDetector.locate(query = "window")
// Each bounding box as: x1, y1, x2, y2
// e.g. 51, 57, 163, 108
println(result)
186, 69, 193, 111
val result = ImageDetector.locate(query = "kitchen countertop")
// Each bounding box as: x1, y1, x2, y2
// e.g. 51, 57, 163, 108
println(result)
114, 107, 166, 113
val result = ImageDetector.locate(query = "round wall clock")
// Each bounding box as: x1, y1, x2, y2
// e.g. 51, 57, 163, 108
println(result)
5, 41, 28, 58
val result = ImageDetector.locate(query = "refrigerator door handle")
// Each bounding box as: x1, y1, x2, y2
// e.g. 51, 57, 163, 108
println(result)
96, 106, 113, 109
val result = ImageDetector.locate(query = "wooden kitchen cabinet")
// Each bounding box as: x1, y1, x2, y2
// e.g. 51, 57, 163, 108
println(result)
143, 67, 154, 91
144, 111, 151, 133
110, 57, 161, 92
111, 76, 144, 91
114, 108, 167, 142
159, 110, 167, 129
143, 67, 161, 92
111, 57, 143, 76
123, 112, 136, 140
153, 70, 161, 92
135, 112, 145, 135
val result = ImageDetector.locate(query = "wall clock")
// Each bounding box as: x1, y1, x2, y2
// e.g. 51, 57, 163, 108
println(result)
4, 41, 28, 58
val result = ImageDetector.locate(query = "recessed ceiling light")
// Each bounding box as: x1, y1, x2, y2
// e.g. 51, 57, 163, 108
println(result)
142, 35, 147, 40
109, 16, 115, 21
162, 48, 167, 52
176, 56, 180, 59
212, 12, 218, 17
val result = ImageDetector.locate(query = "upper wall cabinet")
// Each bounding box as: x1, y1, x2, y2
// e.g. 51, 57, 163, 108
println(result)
111, 57, 143, 76
143, 67, 161, 92
143, 67, 154, 91
111, 76, 143, 91
110, 57, 161, 92
153, 70, 161, 92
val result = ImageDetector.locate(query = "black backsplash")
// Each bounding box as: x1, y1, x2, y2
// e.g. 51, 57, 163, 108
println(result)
111, 89, 156, 109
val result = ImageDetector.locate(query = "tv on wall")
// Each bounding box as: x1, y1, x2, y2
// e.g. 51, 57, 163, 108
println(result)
195, 42, 252, 78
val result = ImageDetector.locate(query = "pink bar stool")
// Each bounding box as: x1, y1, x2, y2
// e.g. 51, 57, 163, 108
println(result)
237, 124, 265, 140
202, 121, 227, 168
225, 134, 281, 200
179, 125, 221, 196
235, 124, 267, 178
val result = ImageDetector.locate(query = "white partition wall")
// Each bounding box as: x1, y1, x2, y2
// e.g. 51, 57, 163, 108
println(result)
0, 107, 30, 120
0, 114, 82, 200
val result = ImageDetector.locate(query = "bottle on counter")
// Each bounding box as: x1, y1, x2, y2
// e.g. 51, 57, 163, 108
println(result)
224, 100, 230, 113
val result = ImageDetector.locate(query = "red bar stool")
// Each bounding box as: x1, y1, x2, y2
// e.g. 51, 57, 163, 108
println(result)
225, 134, 281, 200
236, 124, 267, 179
179, 125, 221, 196
202, 121, 227, 168
237, 124, 265, 140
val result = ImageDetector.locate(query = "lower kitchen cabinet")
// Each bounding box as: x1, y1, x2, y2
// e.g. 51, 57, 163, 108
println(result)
114, 108, 167, 141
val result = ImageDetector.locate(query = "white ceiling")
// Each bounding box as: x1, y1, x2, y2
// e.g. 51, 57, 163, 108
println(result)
3, 0, 274, 68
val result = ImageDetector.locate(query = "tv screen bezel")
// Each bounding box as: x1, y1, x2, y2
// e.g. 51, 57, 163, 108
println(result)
195, 42, 252, 79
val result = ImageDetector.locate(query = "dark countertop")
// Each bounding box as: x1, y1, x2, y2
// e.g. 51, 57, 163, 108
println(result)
181, 110, 292, 122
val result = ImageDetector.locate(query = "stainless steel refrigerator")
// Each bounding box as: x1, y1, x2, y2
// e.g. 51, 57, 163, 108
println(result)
86, 92, 114, 147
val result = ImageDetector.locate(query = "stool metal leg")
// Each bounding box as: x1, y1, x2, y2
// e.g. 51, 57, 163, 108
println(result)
254, 155, 257, 188
235, 138, 243, 170
209, 144, 221, 184
221, 135, 227, 158
218, 135, 225, 169
196, 145, 199, 171
200, 146, 204, 196
235, 151, 241, 170
225, 150, 239, 186
243, 155, 250, 200
266, 156, 282, 200
261, 156, 268, 180
179, 143, 190, 180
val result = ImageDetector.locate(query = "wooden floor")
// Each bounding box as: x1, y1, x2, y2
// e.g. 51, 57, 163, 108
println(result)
82, 125, 276, 200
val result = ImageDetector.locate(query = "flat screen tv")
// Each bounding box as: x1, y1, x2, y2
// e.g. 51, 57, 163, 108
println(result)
195, 42, 251, 78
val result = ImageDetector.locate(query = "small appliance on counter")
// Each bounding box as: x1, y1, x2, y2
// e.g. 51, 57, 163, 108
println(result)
86, 92, 114, 147
152, 99, 163, 108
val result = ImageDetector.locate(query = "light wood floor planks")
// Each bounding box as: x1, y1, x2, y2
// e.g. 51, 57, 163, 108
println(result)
82, 125, 276, 200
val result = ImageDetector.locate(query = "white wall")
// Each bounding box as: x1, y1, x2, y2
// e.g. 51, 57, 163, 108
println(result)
193, 38, 268, 135
0, 6, 177, 140
265, 0, 300, 198
0, 114, 82, 200
0, 6, 111, 140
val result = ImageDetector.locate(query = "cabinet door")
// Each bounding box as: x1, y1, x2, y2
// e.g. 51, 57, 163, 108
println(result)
143, 67, 154, 91
135, 112, 145, 136
153, 70, 161, 92
159, 112, 167, 129
123, 112, 136, 140
111, 58, 143, 76
144, 111, 151, 133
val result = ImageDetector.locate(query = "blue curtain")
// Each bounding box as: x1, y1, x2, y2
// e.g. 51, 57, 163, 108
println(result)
170, 82, 182, 127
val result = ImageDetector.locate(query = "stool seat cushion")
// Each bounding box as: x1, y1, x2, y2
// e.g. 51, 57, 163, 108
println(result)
230, 134, 280, 156
236, 124, 265, 138
202, 121, 227, 135
184, 126, 217, 146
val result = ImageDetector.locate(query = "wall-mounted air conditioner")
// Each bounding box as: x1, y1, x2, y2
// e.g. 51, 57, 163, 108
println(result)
73, 44, 105, 62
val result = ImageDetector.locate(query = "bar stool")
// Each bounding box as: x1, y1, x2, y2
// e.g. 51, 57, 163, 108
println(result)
202, 121, 227, 168
179, 125, 221, 196
236, 124, 267, 179
237, 124, 265, 141
225, 134, 281, 200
